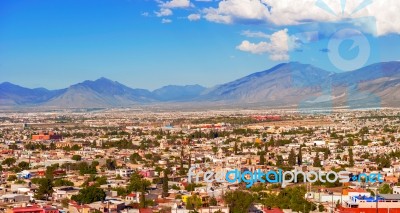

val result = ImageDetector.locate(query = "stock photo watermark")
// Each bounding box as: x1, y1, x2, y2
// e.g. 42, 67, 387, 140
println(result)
188, 167, 384, 188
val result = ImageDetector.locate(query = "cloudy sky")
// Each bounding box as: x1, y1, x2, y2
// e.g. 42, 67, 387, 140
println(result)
1, 0, 399, 89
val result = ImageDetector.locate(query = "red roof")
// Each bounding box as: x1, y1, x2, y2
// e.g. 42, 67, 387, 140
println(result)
139, 208, 153, 213
13, 207, 44, 213
12, 206, 59, 213
263, 208, 284, 213
127, 193, 137, 197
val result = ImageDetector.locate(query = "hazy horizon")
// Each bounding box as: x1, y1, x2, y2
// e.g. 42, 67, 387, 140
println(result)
1, 60, 399, 91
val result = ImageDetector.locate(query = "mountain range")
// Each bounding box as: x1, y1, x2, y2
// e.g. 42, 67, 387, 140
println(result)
1, 61, 400, 109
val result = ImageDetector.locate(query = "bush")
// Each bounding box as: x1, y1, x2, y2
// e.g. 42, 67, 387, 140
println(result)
72, 155, 82, 161
7, 175, 17, 181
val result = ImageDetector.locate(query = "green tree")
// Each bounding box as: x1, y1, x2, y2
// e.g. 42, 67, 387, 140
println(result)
276, 155, 284, 167
18, 161, 30, 170
359, 127, 369, 135
188, 154, 192, 169
46, 164, 59, 179
71, 144, 81, 151
379, 183, 393, 194
53, 179, 74, 187
212, 146, 218, 155
376, 155, 391, 169
234, 141, 238, 155
298, 147, 303, 165
318, 204, 325, 212
323, 149, 330, 160
139, 180, 151, 208
186, 195, 202, 210
130, 153, 142, 163
71, 186, 106, 204
7, 175, 17, 181
259, 151, 266, 165
2, 157, 16, 167
106, 159, 117, 170
72, 155, 82, 161
162, 169, 169, 198
78, 162, 97, 175
348, 138, 354, 146
8, 144, 18, 150
128, 172, 145, 192
262, 186, 315, 213
127, 171, 151, 207
81, 175, 107, 187
269, 137, 275, 146
113, 187, 128, 197
49, 143, 56, 150
180, 147, 185, 175
367, 189, 376, 196
313, 152, 321, 167
209, 196, 218, 206
34, 178, 54, 200
185, 183, 203, 192
224, 190, 254, 213
348, 148, 354, 167
91, 161, 99, 167
288, 149, 296, 166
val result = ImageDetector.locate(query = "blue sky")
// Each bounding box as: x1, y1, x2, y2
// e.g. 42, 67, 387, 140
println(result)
1, 0, 399, 90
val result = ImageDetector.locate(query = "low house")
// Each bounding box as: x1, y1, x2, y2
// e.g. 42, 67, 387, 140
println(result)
125, 193, 139, 203
52, 186, 80, 201
0, 194, 31, 203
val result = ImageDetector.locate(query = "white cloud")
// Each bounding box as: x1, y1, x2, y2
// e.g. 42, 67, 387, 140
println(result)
203, 0, 269, 24
236, 29, 299, 61
262, 0, 334, 25
202, 0, 400, 36
141, 12, 150, 17
188, 13, 201, 21
237, 40, 270, 54
155, 8, 173, 17
351, 0, 400, 36
161, 18, 173, 24
202, 9, 232, 24
161, 0, 192, 8
241, 30, 270, 38
156, 0, 193, 23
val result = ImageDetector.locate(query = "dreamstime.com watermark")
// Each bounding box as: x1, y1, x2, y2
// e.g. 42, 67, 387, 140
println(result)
188, 167, 384, 188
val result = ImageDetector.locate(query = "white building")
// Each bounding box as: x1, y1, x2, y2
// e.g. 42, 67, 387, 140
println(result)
115, 168, 134, 177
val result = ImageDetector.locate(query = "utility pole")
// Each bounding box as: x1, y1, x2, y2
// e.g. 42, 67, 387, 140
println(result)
27, 150, 32, 169
375, 188, 379, 213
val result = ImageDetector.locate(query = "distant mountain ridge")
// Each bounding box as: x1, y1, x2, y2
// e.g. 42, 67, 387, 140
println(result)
0, 82, 66, 105
0, 78, 208, 107
1, 61, 400, 108
44, 77, 154, 108
153, 85, 206, 101
200, 61, 400, 108
200, 62, 333, 104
